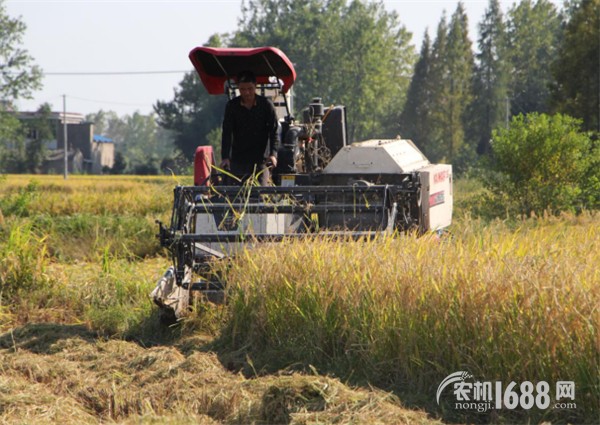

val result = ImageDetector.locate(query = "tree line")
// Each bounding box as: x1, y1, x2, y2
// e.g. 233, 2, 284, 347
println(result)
401, 0, 599, 173
155, 0, 598, 176
0, 0, 180, 175
0, 104, 180, 174
84, 110, 179, 175
0, 0, 598, 180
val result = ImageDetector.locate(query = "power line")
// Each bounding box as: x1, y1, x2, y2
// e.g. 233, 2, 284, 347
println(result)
42, 70, 189, 76
18, 94, 154, 111
67, 95, 151, 107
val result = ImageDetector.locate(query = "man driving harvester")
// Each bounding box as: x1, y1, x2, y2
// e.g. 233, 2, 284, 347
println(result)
220, 70, 279, 186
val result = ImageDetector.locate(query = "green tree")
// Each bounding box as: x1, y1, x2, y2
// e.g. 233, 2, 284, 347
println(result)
446, 3, 475, 165
86, 110, 125, 145
551, 0, 600, 132
156, 1, 414, 158
121, 112, 172, 169
427, 14, 449, 161
337, 1, 414, 140
0, 0, 42, 167
399, 31, 434, 155
154, 71, 226, 159
486, 113, 599, 214
233, 0, 346, 109
23, 103, 53, 173
233, 0, 414, 141
429, 3, 475, 166
86, 110, 175, 173
132, 154, 160, 175
0, 119, 24, 173
0, 0, 42, 104
467, 0, 509, 155
110, 151, 127, 174
0, 114, 22, 169
85, 110, 113, 135
160, 151, 191, 175
0, 101, 53, 173
506, 0, 560, 115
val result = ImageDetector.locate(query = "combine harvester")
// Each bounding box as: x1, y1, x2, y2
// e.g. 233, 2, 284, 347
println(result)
153, 46, 453, 322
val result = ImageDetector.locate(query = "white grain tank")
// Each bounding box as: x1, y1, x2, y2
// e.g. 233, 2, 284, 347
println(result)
323, 139, 453, 232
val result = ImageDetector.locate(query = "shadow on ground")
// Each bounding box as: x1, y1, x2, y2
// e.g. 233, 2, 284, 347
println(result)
0, 322, 98, 354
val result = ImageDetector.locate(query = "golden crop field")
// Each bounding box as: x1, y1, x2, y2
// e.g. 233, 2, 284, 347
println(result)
0, 174, 598, 424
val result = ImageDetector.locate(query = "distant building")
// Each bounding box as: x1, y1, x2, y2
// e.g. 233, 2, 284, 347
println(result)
18, 111, 114, 174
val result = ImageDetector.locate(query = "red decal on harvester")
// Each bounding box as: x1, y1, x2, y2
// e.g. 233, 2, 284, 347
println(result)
429, 191, 445, 207
434, 170, 449, 184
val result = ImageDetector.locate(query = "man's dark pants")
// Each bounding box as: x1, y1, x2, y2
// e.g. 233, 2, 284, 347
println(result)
227, 160, 270, 186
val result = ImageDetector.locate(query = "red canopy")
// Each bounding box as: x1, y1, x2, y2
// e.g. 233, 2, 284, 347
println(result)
188, 46, 297, 95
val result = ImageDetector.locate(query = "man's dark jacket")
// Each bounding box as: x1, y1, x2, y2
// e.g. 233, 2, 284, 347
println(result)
221, 95, 279, 164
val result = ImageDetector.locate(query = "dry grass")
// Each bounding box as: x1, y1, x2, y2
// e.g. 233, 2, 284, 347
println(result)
0, 174, 190, 217
216, 212, 599, 423
0, 256, 170, 338
0, 175, 179, 261
0, 323, 440, 425
1, 174, 598, 424
1, 173, 443, 423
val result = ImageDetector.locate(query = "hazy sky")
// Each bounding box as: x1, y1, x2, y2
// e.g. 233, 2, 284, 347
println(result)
5, 0, 561, 118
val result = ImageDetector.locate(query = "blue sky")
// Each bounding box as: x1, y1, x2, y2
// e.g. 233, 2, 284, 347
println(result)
5, 0, 562, 117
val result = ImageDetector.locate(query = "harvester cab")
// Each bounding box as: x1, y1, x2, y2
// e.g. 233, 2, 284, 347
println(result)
153, 46, 453, 322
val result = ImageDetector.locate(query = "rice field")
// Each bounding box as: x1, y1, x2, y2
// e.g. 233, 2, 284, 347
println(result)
0, 174, 598, 424
216, 217, 599, 423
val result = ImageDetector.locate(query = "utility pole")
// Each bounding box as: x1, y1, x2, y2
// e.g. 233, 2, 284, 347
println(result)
63, 94, 68, 179
505, 96, 510, 128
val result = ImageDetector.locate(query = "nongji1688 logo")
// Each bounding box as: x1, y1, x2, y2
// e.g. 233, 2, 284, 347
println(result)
436, 371, 576, 413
